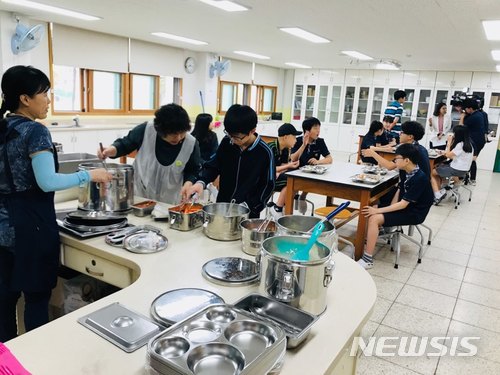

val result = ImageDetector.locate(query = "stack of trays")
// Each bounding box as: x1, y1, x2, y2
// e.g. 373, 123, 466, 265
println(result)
147, 304, 286, 375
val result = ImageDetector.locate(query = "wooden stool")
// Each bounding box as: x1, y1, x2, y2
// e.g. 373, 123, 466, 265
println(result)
315, 205, 352, 220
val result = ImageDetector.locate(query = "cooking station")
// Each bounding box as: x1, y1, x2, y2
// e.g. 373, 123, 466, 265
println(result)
5, 200, 376, 374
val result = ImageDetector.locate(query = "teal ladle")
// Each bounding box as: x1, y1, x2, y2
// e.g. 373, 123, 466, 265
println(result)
291, 201, 351, 261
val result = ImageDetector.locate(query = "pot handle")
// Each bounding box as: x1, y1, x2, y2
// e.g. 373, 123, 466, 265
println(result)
170, 217, 176, 225
323, 259, 335, 287
203, 220, 209, 228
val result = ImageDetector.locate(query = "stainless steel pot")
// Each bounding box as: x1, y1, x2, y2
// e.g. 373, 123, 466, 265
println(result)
202, 202, 250, 241
168, 203, 204, 231
276, 215, 338, 251
258, 236, 334, 316
78, 163, 134, 212
240, 219, 277, 256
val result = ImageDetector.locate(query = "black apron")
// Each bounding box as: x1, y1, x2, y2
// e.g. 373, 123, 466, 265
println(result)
0, 120, 60, 292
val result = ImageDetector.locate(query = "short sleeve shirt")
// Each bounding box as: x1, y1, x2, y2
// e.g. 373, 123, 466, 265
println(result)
401, 169, 434, 218
291, 136, 330, 167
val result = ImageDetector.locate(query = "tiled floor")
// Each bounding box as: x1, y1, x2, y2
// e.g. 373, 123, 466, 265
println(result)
285, 153, 500, 375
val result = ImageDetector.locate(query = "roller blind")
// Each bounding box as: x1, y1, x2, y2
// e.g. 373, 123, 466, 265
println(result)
254, 64, 281, 86
129, 39, 184, 77
52, 24, 128, 72
221, 58, 252, 84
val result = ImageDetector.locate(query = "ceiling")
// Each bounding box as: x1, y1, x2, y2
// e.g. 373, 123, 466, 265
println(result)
2, 0, 500, 72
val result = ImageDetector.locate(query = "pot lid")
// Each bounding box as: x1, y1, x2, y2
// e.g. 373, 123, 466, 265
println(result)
63, 217, 127, 232
123, 231, 168, 254
201, 257, 259, 286
67, 210, 126, 221
150, 288, 224, 326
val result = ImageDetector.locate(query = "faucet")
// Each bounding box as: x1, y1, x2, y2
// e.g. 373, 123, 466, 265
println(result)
72, 115, 80, 127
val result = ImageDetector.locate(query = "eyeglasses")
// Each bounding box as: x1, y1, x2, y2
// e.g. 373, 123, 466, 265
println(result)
392, 157, 404, 162
224, 130, 247, 141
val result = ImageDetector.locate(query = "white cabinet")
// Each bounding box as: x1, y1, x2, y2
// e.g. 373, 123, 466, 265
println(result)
292, 84, 317, 120
436, 71, 472, 89
50, 130, 75, 152
435, 72, 455, 88
403, 71, 419, 87
471, 72, 493, 89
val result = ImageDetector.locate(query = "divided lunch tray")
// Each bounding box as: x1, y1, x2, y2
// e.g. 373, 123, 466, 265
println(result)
78, 302, 163, 352
351, 174, 381, 185
147, 304, 286, 375
299, 165, 328, 174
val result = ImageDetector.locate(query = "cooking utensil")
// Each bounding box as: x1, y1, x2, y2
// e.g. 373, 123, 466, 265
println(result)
169, 202, 204, 231
99, 142, 109, 171
203, 202, 250, 241
240, 218, 276, 256
276, 215, 337, 250
225, 199, 236, 217
306, 201, 350, 233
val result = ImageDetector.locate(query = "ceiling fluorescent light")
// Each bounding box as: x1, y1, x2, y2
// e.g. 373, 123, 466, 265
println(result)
279, 27, 330, 43
497, 65, 500, 72
285, 62, 312, 69
151, 32, 208, 45
483, 20, 500, 40
198, 0, 249, 12
341, 51, 373, 60
491, 50, 500, 61
234, 51, 270, 60
375, 60, 400, 70
1, 0, 100, 21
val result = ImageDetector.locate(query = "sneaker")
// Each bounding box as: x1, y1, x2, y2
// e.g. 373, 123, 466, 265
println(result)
357, 258, 373, 270
470, 180, 476, 186
434, 192, 447, 205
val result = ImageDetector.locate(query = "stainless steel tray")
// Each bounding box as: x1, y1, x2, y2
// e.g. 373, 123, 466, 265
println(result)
78, 302, 163, 352
147, 304, 286, 375
299, 165, 328, 174
234, 293, 318, 348
351, 174, 381, 185
123, 231, 168, 254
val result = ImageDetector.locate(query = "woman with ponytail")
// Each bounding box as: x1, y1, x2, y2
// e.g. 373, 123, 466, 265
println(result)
0, 65, 111, 342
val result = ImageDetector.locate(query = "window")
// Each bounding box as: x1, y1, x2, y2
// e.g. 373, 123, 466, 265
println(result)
52, 65, 82, 112
257, 85, 277, 114
89, 70, 124, 112
219, 81, 238, 113
160, 76, 182, 106
130, 74, 158, 111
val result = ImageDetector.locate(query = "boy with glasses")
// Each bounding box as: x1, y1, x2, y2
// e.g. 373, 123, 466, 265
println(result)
358, 144, 434, 269
188, 104, 275, 218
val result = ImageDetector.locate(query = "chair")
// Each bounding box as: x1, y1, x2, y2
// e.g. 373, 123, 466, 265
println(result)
378, 225, 425, 269
442, 177, 472, 209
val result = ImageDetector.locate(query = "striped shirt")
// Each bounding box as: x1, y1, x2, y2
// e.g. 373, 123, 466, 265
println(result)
384, 100, 404, 133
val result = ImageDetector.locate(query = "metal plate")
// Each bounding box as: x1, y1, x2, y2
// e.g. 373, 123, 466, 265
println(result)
201, 257, 259, 286
67, 210, 126, 221
150, 288, 224, 327
300, 165, 328, 174
77, 302, 162, 353
123, 231, 168, 254
63, 217, 128, 232
351, 174, 381, 184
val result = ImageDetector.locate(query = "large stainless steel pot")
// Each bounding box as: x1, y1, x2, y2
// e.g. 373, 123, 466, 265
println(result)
258, 236, 334, 316
240, 219, 277, 256
78, 163, 134, 212
168, 203, 204, 231
202, 202, 250, 241
276, 215, 338, 251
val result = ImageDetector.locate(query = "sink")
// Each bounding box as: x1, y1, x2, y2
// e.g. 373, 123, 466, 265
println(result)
58, 153, 100, 173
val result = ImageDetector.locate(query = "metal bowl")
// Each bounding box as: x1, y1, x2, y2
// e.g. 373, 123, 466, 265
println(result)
182, 321, 222, 343
240, 219, 277, 256
224, 320, 277, 363
186, 343, 245, 375
152, 336, 190, 358
205, 306, 237, 323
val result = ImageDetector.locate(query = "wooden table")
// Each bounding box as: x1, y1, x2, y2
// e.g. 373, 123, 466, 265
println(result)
357, 135, 446, 169
284, 162, 399, 260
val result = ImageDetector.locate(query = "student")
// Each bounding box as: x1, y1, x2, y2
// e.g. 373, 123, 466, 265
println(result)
0, 66, 111, 341
384, 90, 407, 141
362, 121, 430, 207
291, 117, 332, 206
98, 103, 202, 204
361, 120, 386, 165
375, 115, 397, 146
191, 113, 218, 164
432, 125, 474, 204
267, 123, 302, 217
358, 143, 434, 269
428, 103, 452, 150
188, 104, 275, 218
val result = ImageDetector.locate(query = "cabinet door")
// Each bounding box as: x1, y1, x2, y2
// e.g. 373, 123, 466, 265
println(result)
471, 72, 492, 89
50, 131, 75, 152
415, 89, 432, 123
292, 84, 304, 120
304, 85, 316, 119
402, 88, 416, 123
328, 86, 342, 124
343, 86, 356, 125
317, 85, 328, 122
73, 131, 99, 154
370, 87, 384, 122
403, 71, 419, 87
434, 89, 450, 106
418, 71, 437, 87
488, 91, 500, 137
452, 72, 473, 89
388, 71, 404, 87
356, 87, 370, 126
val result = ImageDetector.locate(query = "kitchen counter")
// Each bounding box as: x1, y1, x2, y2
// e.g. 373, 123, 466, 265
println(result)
5, 201, 376, 375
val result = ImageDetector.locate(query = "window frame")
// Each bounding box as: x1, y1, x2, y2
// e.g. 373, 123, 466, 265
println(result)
87, 69, 127, 114
129, 73, 160, 114
218, 80, 239, 114
257, 85, 277, 115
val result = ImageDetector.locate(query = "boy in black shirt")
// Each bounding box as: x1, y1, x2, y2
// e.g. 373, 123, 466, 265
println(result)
188, 105, 275, 218
358, 144, 434, 269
